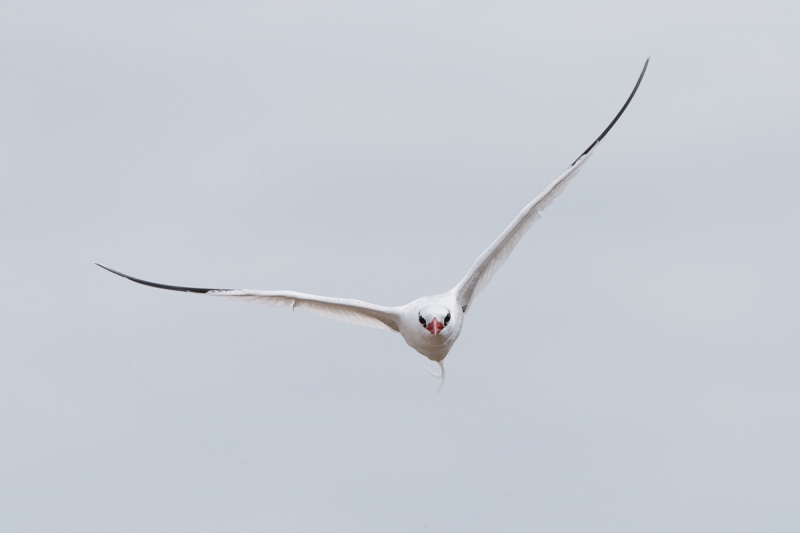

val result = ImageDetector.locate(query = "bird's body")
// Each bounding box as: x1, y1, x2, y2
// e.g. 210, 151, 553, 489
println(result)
98, 60, 649, 391
400, 293, 462, 363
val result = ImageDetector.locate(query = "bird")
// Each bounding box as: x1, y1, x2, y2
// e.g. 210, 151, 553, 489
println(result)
98, 59, 649, 393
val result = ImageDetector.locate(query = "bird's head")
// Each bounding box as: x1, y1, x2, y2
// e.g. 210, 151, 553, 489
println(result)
418, 307, 452, 337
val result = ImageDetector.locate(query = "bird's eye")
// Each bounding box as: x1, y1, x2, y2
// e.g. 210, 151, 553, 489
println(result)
444, 312, 451, 326
419, 315, 427, 327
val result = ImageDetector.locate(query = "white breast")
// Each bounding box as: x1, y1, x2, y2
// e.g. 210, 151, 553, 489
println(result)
397, 293, 464, 361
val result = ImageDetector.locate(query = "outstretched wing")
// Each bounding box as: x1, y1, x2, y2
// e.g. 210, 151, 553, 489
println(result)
96, 264, 401, 333
453, 59, 649, 313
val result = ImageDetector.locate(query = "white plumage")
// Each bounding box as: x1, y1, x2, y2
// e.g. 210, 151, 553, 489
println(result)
98, 60, 649, 392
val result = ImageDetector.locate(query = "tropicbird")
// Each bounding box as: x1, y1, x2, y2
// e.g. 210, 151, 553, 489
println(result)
98, 59, 649, 392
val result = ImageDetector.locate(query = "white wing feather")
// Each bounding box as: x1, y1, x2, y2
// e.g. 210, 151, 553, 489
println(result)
209, 289, 400, 332
453, 153, 593, 311
95, 264, 400, 333
453, 59, 649, 313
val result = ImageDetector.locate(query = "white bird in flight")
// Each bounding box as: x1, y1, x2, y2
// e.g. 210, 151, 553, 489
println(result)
98, 59, 649, 392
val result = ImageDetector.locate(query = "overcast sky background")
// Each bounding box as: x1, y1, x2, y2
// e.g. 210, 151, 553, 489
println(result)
1, 1, 799, 531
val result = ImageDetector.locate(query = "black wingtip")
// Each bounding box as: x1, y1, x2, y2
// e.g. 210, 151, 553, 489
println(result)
572, 58, 650, 165
96, 263, 221, 294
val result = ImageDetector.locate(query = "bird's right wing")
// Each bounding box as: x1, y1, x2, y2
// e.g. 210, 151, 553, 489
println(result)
96, 264, 402, 333
452, 59, 649, 313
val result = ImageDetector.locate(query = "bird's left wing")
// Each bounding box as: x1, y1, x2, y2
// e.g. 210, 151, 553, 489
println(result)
96, 264, 401, 333
452, 59, 649, 313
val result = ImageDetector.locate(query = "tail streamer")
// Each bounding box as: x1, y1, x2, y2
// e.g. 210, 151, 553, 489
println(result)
418, 357, 441, 378
418, 357, 447, 393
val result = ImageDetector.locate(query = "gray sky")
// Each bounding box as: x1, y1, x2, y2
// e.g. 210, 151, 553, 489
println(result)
1, 1, 799, 531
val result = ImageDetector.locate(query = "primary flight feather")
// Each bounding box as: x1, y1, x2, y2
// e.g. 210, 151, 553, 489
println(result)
98, 59, 649, 392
